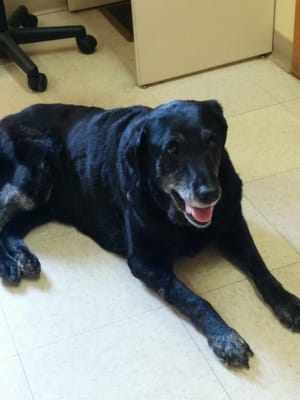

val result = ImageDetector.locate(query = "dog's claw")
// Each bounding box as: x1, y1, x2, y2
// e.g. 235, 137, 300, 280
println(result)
246, 343, 254, 357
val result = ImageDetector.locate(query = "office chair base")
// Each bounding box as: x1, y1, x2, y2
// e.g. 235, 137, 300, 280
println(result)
0, 4, 98, 91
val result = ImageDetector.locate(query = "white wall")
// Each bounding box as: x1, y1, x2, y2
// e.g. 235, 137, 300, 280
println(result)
274, 0, 296, 41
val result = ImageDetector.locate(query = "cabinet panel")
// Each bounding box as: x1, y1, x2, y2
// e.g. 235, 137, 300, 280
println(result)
132, 0, 275, 85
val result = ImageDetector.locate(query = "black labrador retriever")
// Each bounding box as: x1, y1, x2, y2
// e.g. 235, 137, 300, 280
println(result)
0, 100, 299, 368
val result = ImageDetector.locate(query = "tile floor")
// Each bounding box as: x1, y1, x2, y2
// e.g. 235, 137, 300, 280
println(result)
0, 8, 300, 400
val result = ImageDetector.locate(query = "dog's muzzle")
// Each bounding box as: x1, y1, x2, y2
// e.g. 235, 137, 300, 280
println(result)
170, 189, 220, 228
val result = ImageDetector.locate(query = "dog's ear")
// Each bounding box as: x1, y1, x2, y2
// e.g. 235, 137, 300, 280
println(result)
208, 100, 227, 128
206, 100, 228, 144
125, 125, 147, 175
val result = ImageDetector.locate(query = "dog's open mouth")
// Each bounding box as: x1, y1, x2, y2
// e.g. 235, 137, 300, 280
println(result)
170, 190, 216, 228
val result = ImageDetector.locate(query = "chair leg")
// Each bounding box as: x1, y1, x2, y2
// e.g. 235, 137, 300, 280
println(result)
13, 25, 87, 44
8, 6, 29, 28
1, 33, 38, 75
0, 32, 47, 91
13, 26, 97, 54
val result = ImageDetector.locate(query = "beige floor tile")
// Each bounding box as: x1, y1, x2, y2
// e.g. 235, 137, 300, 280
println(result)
148, 62, 277, 116
245, 169, 300, 252
0, 10, 158, 110
0, 231, 162, 353
20, 308, 229, 400
282, 98, 300, 121
0, 60, 44, 118
236, 58, 300, 102
0, 357, 33, 400
183, 263, 300, 400
226, 104, 300, 181
175, 198, 300, 294
25, 222, 76, 245
0, 307, 17, 361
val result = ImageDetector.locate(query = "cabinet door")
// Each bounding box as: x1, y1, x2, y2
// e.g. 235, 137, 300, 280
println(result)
132, 0, 275, 85
67, 0, 119, 11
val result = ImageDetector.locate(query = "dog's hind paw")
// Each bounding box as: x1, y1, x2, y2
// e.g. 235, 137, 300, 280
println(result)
208, 330, 254, 368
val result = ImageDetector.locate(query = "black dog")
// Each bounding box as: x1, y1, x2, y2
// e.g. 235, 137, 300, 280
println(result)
0, 100, 299, 368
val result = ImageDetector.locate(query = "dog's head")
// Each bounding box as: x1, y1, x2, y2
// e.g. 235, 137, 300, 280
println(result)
127, 100, 227, 228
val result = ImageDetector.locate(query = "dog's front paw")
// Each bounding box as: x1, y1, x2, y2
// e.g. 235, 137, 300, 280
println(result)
0, 246, 41, 284
208, 330, 254, 368
0, 258, 21, 284
273, 293, 300, 331
15, 247, 41, 278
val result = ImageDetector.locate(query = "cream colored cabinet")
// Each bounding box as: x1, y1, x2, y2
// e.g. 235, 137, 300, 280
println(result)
131, 0, 275, 85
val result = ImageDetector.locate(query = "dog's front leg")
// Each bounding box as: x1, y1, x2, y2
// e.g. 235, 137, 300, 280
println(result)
125, 213, 253, 367
217, 210, 300, 331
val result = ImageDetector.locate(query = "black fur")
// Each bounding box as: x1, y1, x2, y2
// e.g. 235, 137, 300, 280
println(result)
1, 100, 300, 368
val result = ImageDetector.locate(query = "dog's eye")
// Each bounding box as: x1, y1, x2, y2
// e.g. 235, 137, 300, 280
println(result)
208, 140, 216, 150
166, 141, 179, 155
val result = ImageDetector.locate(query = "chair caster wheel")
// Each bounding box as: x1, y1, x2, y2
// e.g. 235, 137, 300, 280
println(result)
76, 35, 97, 54
23, 13, 38, 28
28, 73, 47, 92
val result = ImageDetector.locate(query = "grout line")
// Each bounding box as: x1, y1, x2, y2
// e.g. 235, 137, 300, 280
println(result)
14, 304, 165, 357
196, 257, 300, 299
244, 193, 300, 257
241, 58, 300, 104
270, 260, 300, 273
0, 304, 35, 400
279, 97, 300, 108
176, 312, 232, 400
18, 356, 36, 400
226, 100, 280, 119
142, 89, 164, 106
147, 90, 166, 106
243, 166, 300, 185
0, 302, 19, 355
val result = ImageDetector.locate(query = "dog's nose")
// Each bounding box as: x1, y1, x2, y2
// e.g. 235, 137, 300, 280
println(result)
198, 186, 220, 204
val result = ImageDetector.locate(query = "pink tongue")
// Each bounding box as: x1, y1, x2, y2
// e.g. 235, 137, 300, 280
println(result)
185, 204, 214, 223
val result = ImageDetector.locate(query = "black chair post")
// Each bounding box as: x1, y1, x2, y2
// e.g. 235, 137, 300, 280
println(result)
0, 0, 8, 32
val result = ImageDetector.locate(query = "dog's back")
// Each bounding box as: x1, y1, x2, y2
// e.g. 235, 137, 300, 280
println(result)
0, 103, 151, 251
